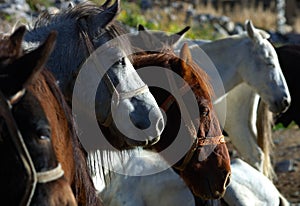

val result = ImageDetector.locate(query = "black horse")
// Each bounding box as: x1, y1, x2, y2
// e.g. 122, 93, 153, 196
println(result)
274, 44, 300, 128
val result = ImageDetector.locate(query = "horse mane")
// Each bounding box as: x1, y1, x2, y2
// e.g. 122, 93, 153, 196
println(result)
32, 1, 131, 51
33, 2, 105, 27
26, 1, 133, 70
132, 48, 214, 105
40, 68, 101, 205
256, 96, 276, 181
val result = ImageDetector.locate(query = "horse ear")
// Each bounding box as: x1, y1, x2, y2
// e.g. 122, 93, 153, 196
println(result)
9, 26, 26, 57
102, 0, 113, 9
68, 1, 75, 8
245, 19, 264, 42
135, 25, 162, 51
167, 26, 190, 47
88, 0, 120, 30
0, 31, 57, 96
180, 42, 192, 64
245, 19, 255, 39
138, 24, 146, 31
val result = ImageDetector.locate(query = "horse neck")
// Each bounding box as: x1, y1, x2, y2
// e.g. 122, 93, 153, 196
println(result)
24, 24, 84, 101
199, 35, 249, 94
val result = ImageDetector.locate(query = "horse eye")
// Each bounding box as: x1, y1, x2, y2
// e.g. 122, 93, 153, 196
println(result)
39, 135, 50, 140
37, 128, 51, 141
201, 107, 209, 117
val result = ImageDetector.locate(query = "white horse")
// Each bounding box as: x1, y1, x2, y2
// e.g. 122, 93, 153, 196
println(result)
173, 20, 291, 179
198, 158, 290, 206
89, 149, 195, 206
92, 150, 289, 206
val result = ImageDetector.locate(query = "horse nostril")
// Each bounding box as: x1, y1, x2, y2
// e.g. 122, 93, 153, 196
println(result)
156, 117, 165, 133
282, 97, 290, 108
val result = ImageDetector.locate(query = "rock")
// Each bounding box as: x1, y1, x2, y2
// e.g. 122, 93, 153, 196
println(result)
275, 159, 295, 173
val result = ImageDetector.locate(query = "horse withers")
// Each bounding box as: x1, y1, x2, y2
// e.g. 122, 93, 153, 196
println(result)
0, 26, 77, 205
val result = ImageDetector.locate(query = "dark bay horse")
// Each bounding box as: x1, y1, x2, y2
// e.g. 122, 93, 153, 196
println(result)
274, 44, 300, 127
1, 26, 103, 205
0, 27, 77, 205
23, 0, 164, 149
131, 44, 231, 199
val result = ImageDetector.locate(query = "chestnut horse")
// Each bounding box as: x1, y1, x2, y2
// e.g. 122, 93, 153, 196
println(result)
131, 44, 231, 199
0, 27, 77, 205
0, 26, 102, 205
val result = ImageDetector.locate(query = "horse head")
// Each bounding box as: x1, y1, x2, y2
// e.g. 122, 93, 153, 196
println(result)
132, 43, 231, 199
174, 44, 231, 199
0, 26, 76, 206
242, 19, 290, 114
24, 0, 164, 149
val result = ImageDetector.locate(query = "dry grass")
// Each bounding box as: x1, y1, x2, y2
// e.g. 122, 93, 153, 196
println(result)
194, 3, 289, 32
157, 1, 300, 34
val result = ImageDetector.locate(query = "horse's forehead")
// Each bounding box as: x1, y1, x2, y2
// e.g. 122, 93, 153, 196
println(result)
255, 39, 277, 61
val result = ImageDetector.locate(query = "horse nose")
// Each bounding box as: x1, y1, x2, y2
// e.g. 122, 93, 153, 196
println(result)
129, 102, 165, 140
279, 96, 291, 113
282, 97, 291, 110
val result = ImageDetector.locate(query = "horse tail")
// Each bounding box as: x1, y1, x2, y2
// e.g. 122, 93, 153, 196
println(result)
256, 99, 277, 181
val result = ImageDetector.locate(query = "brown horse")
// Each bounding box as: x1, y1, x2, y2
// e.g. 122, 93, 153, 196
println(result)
0, 27, 77, 205
131, 44, 231, 199
0, 26, 102, 205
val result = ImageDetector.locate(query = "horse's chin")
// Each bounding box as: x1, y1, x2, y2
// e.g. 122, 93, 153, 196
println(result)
191, 183, 225, 200
124, 135, 160, 148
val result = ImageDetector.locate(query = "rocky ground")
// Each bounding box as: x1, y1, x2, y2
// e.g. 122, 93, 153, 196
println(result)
226, 125, 300, 205
273, 126, 300, 205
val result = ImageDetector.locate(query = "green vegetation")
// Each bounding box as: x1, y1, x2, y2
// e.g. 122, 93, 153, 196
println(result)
26, 0, 53, 11
273, 121, 297, 131
117, 0, 220, 40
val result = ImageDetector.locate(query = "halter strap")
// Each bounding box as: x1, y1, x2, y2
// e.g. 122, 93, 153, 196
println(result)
37, 163, 64, 183
78, 20, 150, 127
0, 90, 65, 206
174, 135, 225, 171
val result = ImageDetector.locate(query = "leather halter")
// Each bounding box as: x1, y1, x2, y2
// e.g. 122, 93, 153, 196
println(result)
78, 20, 149, 127
163, 70, 225, 171
0, 90, 64, 206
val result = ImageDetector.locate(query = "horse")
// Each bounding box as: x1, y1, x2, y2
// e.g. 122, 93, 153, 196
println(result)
100, 148, 196, 206
0, 26, 77, 205
133, 20, 290, 180
23, 0, 164, 150
4, 26, 103, 205
88, 43, 230, 203
133, 43, 231, 199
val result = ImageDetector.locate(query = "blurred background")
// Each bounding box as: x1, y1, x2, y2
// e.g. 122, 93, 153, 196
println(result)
0, 0, 299, 44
